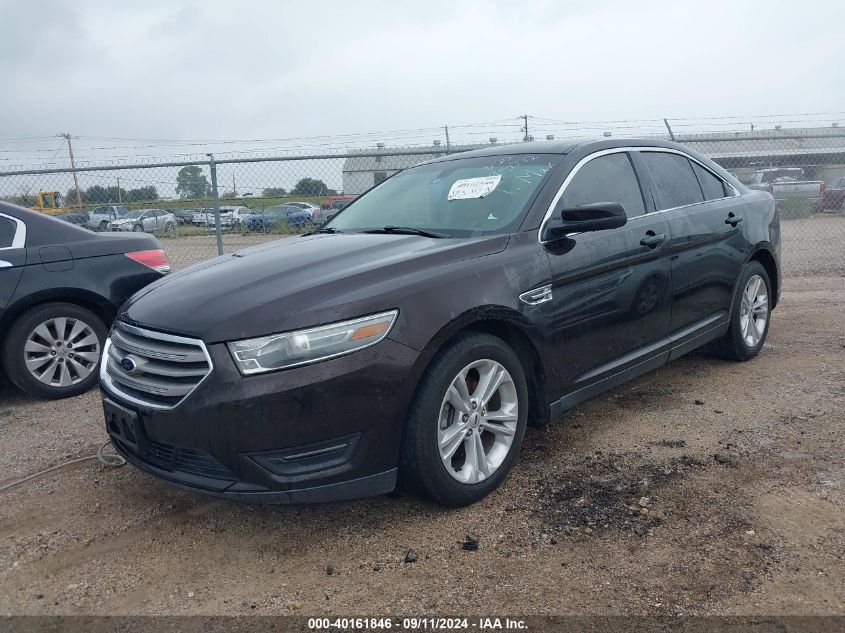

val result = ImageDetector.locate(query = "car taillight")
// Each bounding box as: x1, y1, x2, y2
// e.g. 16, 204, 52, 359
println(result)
820, 183, 826, 195
125, 249, 171, 274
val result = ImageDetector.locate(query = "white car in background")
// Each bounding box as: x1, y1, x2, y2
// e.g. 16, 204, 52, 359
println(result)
109, 209, 177, 233
192, 208, 211, 226
205, 205, 253, 228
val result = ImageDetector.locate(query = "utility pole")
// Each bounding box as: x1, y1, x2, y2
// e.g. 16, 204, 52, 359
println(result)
117, 176, 122, 203
232, 174, 237, 197
444, 125, 451, 153
663, 118, 676, 142
523, 114, 530, 142
208, 154, 224, 256
60, 133, 83, 208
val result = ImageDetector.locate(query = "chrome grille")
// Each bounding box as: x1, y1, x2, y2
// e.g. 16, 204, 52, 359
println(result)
101, 321, 212, 410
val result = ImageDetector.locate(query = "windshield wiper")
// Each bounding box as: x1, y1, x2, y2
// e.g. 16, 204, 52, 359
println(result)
309, 227, 343, 235
362, 226, 448, 238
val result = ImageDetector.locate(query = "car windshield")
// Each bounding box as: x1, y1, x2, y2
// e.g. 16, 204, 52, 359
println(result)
327, 154, 561, 237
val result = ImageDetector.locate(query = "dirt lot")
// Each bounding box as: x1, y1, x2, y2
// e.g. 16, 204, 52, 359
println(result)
0, 219, 843, 616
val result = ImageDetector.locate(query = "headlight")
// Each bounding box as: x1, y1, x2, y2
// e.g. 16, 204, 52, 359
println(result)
227, 310, 398, 375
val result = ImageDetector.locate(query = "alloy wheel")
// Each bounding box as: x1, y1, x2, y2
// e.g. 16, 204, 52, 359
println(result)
438, 359, 519, 484
739, 274, 768, 348
24, 317, 100, 387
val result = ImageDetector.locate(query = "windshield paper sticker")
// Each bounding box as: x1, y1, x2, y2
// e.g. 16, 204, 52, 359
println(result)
448, 175, 502, 200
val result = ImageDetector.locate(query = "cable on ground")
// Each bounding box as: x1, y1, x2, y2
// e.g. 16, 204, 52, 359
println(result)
0, 439, 126, 494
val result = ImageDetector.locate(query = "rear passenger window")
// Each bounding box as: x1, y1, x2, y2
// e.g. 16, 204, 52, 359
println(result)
0, 217, 16, 248
642, 152, 704, 210
561, 153, 646, 218
692, 162, 728, 200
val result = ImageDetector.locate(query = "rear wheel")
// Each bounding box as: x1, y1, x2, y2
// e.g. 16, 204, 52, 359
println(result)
711, 261, 772, 361
400, 332, 528, 506
164, 221, 174, 232
1, 303, 107, 399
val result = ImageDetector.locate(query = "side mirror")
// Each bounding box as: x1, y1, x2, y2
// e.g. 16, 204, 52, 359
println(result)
542, 202, 627, 240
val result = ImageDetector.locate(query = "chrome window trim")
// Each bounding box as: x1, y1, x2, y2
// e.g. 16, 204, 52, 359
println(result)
538, 146, 740, 244
100, 321, 214, 411
0, 212, 26, 250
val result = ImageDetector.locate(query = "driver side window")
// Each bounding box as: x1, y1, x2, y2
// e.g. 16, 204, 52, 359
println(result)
561, 153, 646, 218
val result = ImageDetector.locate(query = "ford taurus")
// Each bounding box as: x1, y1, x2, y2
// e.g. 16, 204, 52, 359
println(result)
100, 139, 780, 506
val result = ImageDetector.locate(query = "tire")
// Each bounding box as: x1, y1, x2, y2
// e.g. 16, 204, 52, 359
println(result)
399, 332, 529, 506
132, 224, 143, 232
1, 303, 107, 399
99, 220, 109, 231
710, 261, 772, 361
164, 222, 174, 232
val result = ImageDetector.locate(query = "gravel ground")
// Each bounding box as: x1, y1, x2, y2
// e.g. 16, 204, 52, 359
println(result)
0, 219, 843, 616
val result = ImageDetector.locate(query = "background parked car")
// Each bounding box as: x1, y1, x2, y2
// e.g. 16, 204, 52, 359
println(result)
821, 176, 845, 210
324, 195, 356, 210
246, 205, 311, 231
285, 202, 321, 219
313, 197, 355, 225
205, 206, 253, 229
55, 212, 91, 227
88, 205, 130, 230
192, 209, 211, 226
109, 209, 176, 233
1, 202, 170, 398
747, 167, 825, 217
169, 209, 195, 225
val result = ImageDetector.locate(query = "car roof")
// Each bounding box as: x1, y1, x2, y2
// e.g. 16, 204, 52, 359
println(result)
418, 137, 709, 165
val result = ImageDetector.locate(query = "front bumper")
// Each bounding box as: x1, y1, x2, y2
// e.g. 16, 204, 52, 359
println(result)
101, 334, 422, 503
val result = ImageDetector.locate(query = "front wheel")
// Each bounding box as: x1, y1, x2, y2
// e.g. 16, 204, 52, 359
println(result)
400, 332, 528, 506
132, 224, 143, 232
711, 261, 772, 361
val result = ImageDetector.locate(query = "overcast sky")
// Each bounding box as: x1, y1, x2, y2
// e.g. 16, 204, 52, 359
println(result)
1, 0, 842, 168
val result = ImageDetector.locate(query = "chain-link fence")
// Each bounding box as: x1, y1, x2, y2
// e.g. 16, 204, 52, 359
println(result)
1, 128, 843, 279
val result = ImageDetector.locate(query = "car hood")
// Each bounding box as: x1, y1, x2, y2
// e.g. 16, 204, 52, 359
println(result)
121, 232, 508, 343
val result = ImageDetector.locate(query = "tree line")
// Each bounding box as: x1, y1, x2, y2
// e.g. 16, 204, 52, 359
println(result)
174, 166, 334, 199
6, 167, 335, 208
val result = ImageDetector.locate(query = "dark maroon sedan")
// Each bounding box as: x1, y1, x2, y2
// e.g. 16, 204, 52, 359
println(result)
822, 177, 845, 210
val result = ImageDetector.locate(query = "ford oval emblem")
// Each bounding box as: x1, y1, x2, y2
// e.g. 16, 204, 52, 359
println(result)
120, 357, 137, 373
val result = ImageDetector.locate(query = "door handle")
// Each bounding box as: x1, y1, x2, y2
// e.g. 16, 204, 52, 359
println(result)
640, 232, 666, 248
725, 213, 743, 226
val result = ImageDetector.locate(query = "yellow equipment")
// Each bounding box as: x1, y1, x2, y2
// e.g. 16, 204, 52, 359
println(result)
31, 191, 72, 215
